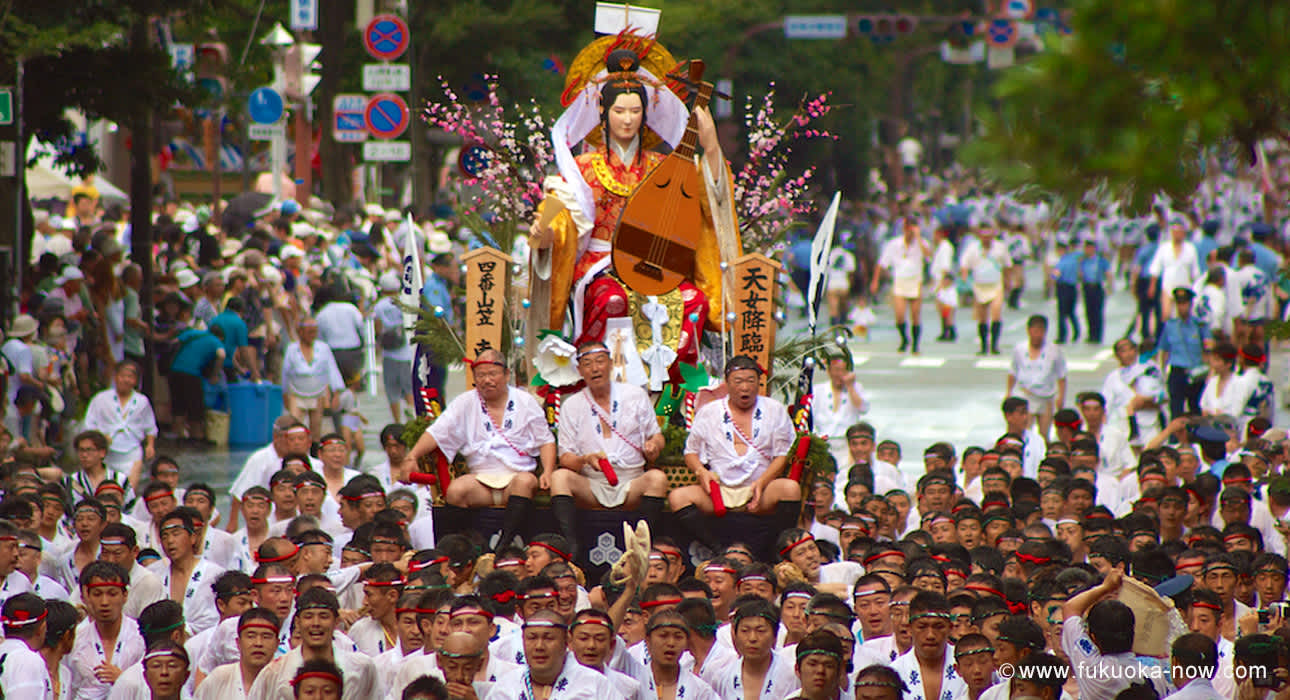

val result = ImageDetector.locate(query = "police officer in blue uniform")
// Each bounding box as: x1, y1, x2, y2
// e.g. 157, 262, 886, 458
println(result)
1131, 223, 1162, 344
1080, 238, 1112, 345
1052, 238, 1082, 343
1156, 287, 1211, 419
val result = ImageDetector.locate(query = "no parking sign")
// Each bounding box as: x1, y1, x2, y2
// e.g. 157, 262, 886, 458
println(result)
999, 0, 1035, 20
986, 19, 1019, 48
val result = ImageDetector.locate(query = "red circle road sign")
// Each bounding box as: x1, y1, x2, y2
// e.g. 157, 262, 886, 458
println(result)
364, 93, 410, 139
364, 14, 409, 62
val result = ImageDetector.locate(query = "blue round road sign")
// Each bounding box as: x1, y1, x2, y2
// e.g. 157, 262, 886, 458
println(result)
364, 93, 410, 139
364, 14, 410, 61
986, 19, 1018, 48
248, 87, 284, 124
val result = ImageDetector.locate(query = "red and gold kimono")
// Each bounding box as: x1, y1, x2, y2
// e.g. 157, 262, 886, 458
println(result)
535, 141, 736, 369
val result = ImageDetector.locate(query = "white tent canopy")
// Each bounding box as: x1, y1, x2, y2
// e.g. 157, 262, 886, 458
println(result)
25, 137, 127, 203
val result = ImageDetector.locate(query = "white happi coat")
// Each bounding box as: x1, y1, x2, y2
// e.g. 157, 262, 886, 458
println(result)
640, 666, 719, 700
195, 662, 252, 700
246, 640, 382, 700
558, 383, 661, 507
147, 557, 227, 636
484, 653, 626, 700
428, 387, 554, 481
890, 646, 967, 700
685, 396, 795, 488
82, 389, 157, 470
709, 649, 799, 700
0, 637, 52, 699
68, 617, 146, 700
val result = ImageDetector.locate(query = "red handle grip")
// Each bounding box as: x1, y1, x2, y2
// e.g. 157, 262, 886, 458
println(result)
788, 437, 811, 481
435, 452, 452, 491
709, 480, 726, 517
598, 457, 619, 486
408, 471, 437, 486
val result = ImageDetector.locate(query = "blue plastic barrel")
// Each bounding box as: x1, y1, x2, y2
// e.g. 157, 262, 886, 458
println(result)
227, 382, 284, 447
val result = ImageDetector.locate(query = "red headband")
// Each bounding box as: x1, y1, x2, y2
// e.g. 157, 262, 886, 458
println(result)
450, 607, 494, 620
409, 556, 449, 572
640, 598, 682, 609
1222, 533, 1253, 543
320, 436, 346, 448
1006, 600, 1028, 614
144, 490, 175, 503
964, 584, 1005, 600
238, 620, 279, 634
491, 590, 518, 604
463, 357, 506, 370
95, 482, 125, 494
2, 609, 46, 627
529, 541, 572, 562
1175, 558, 1206, 570
703, 565, 737, 576
571, 617, 613, 629
1241, 349, 1266, 363
363, 578, 405, 588
1055, 419, 1082, 428
1192, 601, 1222, 612
83, 581, 127, 589
862, 550, 904, 565
342, 491, 385, 502
778, 533, 814, 558
291, 671, 341, 687
251, 576, 296, 585
293, 479, 324, 491
254, 543, 300, 564
1015, 552, 1052, 565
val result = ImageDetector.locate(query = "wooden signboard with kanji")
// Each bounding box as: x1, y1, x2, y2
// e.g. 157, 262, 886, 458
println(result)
462, 246, 512, 387
731, 252, 781, 395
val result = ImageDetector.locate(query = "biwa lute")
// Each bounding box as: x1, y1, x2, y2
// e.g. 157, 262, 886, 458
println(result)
611, 59, 715, 296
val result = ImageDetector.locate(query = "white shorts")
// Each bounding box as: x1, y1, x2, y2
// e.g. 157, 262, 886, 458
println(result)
1013, 387, 1056, 417
892, 277, 922, 299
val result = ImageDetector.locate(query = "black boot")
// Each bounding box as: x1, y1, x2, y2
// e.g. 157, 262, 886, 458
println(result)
1007, 287, 1022, 309
990, 321, 1002, 354
977, 323, 989, 355
638, 496, 666, 541
437, 504, 470, 537
675, 504, 721, 553
947, 324, 957, 341
937, 315, 949, 340
550, 494, 579, 558
897, 322, 909, 352
497, 496, 533, 551
767, 500, 804, 559
911, 324, 922, 354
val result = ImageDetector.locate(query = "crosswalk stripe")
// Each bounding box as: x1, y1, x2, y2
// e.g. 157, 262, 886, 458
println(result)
899, 357, 946, 368
1068, 361, 1102, 372
974, 359, 1012, 370
1093, 348, 1114, 361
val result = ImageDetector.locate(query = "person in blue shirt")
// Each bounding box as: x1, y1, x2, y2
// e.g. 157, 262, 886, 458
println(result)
167, 317, 226, 445
208, 296, 258, 382
1079, 238, 1113, 344
1051, 239, 1082, 343
418, 252, 459, 401
1156, 287, 1211, 419
1247, 223, 1283, 280
1195, 219, 1220, 274
1131, 224, 1162, 343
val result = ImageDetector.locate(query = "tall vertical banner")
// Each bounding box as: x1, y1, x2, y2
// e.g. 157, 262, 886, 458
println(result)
731, 252, 782, 395
398, 215, 423, 341
462, 247, 512, 386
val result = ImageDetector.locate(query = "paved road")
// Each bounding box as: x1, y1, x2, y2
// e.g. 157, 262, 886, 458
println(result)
849, 268, 1138, 480
173, 266, 1173, 509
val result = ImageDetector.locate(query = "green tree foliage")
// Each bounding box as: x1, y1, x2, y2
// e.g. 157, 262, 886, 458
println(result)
966, 0, 1290, 209
2, 0, 204, 175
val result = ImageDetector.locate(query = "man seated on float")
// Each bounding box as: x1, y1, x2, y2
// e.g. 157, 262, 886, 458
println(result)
403, 348, 556, 549
667, 355, 801, 555
551, 341, 668, 555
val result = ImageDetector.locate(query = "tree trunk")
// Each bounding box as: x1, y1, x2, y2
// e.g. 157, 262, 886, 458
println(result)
129, 20, 156, 397
318, 0, 352, 209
